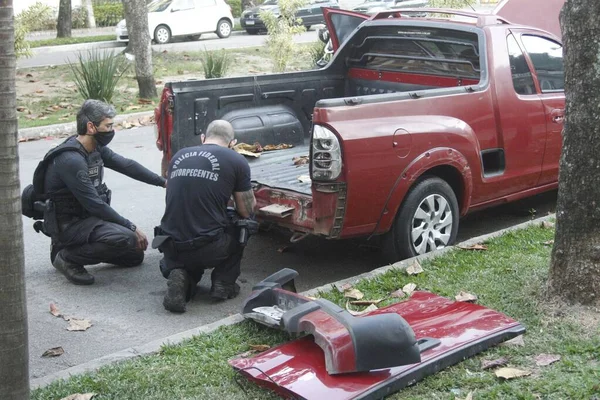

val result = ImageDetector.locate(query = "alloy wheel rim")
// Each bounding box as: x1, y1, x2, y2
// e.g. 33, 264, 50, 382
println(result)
220, 22, 231, 36
157, 28, 169, 43
410, 194, 453, 255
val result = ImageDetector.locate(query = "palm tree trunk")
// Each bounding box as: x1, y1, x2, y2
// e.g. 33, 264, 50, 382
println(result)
0, 1, 30, 398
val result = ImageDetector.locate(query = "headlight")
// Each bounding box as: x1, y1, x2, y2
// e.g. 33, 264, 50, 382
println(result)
117, 20, 126, 29
311, 125, 342, 181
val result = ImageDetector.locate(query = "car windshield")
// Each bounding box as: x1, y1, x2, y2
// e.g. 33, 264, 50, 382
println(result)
148, 0, 172, 12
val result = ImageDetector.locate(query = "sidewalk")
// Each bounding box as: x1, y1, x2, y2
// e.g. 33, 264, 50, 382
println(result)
26, 26, 116, 42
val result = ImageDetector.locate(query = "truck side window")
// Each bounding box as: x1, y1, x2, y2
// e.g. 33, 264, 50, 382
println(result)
521, 35, 564, 93
507, 34, 535, 95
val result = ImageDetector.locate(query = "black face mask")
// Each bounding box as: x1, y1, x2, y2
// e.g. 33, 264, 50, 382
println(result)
95, 130, 115, 147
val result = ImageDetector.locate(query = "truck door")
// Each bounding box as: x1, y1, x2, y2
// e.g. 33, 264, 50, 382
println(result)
517, 34, 565, 186
483, 32, 546, 197
322, 8, 368, 52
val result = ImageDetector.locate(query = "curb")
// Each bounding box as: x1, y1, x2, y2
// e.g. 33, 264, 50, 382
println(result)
19, 110, 155, 142
30, 213, 555, 389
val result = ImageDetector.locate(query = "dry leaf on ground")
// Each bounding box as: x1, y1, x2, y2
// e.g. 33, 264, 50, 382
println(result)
60, 394, 96, 400
346, 302, 378, 316
481, 356, 509, 370
534, 353, 561, 366
494, 367, 531, 380
337, 283, 353, 293
406, 260, 424, 275
65, 318, 92, 332
344, 288, 364, 300
138, 98, 153, 104
457, 392, 474, 400
293, 155, 309, 166
41, 347, 64, 358
455, 291, 478, 303
458, 243, 488, 251
390, 289, 405, 298
249, 344, 270, 352
501, 335, 525, 347
402, 283, 417, 296
350, 299, 383, 306
543, 240, 554, 246
263, 143, 293, 151
541, 221, 555, 229
50, 303, 62, 317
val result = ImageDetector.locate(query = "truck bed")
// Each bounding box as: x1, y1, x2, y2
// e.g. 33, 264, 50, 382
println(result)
248, 144, 311, 195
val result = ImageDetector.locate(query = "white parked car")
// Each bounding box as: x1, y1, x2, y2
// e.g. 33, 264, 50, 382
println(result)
116, 0, 234, 44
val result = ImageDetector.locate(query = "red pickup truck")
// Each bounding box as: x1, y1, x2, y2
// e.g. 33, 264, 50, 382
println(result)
154, 2, 565, 261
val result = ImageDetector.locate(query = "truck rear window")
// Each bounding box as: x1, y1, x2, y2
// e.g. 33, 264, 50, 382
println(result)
347, 27, 481, 80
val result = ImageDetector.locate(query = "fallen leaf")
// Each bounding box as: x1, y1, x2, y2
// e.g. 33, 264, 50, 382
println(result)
458, 243, 488, 251
138, 98, 153, 104
501, 335, 525, 347
534, 353, 561, 366
337, 283, 353, 292
292, 155, 309, 166
16, 106, 28, 112
390, 289, 405, 298
406, 260, 424, 275
25, 73, 33, 78
249, 344, 270, 352
541, 221, 555, 229
277, 246, 290, 253
346, 301, 378, 316
457, 392, 474, 400
29, 79, 37, 83
49, 303, 61, 317
59, 394, 96, 400
402, 283, 417, 296
65, 318, 92, 332
35, 90, 44, 94
263, 143, 293, 151
125, 105, 141, 111
350, 299, 383, 306
42, 347, 64, 358
238, 350, 254, 358
543, 240, 554, 246
344, 288, 364, 300
481, 356, 509, 370
455, 291, 478, 303
494, 367, 531, 380
297, 175, 311, 183
121, 121, 133, 129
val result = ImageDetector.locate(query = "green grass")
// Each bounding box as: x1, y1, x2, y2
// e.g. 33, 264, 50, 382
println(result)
17, 45, 313, 130
31, 225, 600, 399
28, 35, 116, 48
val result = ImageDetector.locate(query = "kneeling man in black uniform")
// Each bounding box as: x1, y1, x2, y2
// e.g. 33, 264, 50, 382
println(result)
23, 99, 166, 285
155, 120, 256, 313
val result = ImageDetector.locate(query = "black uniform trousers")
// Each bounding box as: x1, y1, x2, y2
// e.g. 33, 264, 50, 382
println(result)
159, 226, 244, 285
55, 216, 143, 267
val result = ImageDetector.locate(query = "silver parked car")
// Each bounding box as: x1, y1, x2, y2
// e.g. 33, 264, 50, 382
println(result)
353, 0, 427, 15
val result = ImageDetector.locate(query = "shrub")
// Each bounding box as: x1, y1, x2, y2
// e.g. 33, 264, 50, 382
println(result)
71, 6, 89, 29
17, 1, 56, 31
261, 0, 307, 72
15, 19, 32, 59
92, 1, 124, 27
226, 0, 242, 17
307, 40, 326, 66
200, 48, 232, 79
68, 48, 129, 103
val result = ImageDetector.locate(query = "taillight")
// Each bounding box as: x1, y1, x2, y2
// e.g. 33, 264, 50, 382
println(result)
311, 125, 342, 180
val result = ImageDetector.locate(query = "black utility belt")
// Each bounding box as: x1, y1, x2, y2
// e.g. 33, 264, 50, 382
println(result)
173, 231, 222, 251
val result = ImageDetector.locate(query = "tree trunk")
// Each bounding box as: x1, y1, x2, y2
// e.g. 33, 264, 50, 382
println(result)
83, 0, 96, 29
57, 0, 72, 38
0, 1, 30, 399
548, 0, 600, 306
123, 0, 157, 99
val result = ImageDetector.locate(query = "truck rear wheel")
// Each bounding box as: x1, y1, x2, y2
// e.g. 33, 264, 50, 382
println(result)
383, 176, 459, 262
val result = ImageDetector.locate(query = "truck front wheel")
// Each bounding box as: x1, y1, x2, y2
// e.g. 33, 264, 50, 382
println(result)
383, 176, 459, 262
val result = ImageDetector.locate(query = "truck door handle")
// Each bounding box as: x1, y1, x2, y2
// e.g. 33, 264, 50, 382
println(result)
551, 109, 564, 124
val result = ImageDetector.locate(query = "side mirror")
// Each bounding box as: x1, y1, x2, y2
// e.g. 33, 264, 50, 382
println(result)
317, 27, 330, 43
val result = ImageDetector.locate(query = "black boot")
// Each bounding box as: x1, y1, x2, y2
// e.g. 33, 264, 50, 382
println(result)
210, 280, 240, 301
52, 250, 95, 285
163, 269, 191, 313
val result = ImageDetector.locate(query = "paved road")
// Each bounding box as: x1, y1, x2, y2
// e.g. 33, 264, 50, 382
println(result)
21, 126, 556, 380
18, 29, 321, 69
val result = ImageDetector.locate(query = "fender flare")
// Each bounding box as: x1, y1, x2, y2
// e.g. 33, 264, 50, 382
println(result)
371, 147, 473, 236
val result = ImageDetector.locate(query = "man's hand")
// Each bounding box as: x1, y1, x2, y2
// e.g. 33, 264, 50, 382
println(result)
135, 228, 149, 251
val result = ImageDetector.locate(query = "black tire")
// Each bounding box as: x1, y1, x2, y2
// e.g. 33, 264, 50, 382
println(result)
216, 19, 232, 38
154, 24, 171, 44
305, 25, 312, 30
246, 28, 259, 35
382, 176, 459, 263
